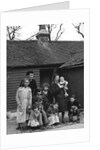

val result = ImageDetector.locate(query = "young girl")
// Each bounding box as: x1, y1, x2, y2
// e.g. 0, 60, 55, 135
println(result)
28, 104, 43, 129
16, 78, 32, 131
47, 103, 59, 126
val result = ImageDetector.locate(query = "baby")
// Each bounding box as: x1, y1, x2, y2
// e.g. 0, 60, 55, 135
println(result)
59, 76, 68, 97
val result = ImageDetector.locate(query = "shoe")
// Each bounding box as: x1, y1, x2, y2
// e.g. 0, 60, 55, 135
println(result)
77, 118, 80, 123
40, 126, 46, 130
69, 119, 73, 123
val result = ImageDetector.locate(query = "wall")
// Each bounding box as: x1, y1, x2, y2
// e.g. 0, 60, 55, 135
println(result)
59, 66, 84, 107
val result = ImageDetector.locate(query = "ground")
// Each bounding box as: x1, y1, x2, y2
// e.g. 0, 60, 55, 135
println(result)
7, 111, 84, 134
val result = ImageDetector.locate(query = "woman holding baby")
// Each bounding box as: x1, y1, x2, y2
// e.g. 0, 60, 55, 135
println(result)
51, 74, 68, 123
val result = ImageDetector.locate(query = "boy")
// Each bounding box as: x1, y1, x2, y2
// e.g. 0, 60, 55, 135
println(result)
67, 95, 80, 122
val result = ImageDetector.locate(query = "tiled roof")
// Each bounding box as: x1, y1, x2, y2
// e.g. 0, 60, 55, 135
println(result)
7, 40, 84, 67
60, 50, 84, 68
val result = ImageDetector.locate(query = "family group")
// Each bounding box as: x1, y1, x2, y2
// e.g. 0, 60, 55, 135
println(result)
16, 71, 81, 131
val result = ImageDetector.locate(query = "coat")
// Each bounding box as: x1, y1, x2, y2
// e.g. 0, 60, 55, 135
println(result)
67, 99, 80, 114
51, 82, 65, 113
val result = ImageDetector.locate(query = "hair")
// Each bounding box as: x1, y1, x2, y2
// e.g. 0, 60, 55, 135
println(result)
26, 71, 34, 76
60, 76, 64, 79
20, 78, 29, 87
32, 104, 37, 110
36, 87, 42, 93
24, 78, 29, 82
71, 94, 76, 99
42, 83, 50, 90
52, 73, 59, 82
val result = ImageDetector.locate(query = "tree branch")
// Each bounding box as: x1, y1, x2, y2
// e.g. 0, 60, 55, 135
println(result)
7, 26, 21, 40
54, 24, 64, 41
72, 23, 84, 38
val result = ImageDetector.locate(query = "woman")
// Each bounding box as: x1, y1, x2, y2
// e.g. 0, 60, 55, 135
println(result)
16, 78, 32, 131
51, 74, 65, 123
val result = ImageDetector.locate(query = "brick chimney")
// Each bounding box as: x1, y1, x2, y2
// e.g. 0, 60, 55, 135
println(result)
36, 25, 50, 42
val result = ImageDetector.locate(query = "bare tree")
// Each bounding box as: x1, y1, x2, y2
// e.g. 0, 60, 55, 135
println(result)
54, 24, 65, 41
72, 23, 84, 38
46, 24, 57, 41
7, 26, 21, 40
26, 33, 37, 41
46, 24, 65, 41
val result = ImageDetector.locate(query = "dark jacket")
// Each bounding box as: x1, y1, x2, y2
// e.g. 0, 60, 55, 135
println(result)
67, 100, 80, 112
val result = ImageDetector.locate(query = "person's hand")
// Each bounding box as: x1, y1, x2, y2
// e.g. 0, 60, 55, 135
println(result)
18, 103, 21, 107
28, 105, 31, 109
75, 106, 78, 110
65, 92, 68, 97
71, 106, 75, 109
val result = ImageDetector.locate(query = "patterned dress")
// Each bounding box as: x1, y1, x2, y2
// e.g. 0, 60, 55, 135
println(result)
16, 87, 32, 123
28, 109, 43, 127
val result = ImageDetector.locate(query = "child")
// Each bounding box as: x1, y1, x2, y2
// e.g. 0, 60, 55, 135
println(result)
35, 87, 48, 127
59, 76, 68, 97
47, 103, 59, 126
67, 95, 80, 122
42, 83, 59, 126
28, 104, 43, 130
16, 78, 32, 131
42, 83, 53, 112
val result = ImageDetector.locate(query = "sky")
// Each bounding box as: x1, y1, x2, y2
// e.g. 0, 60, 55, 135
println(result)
7, 23, 84, 41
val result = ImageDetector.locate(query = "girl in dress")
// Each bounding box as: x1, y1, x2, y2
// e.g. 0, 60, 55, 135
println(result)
16, 78, 32, 131
28, 104, 43, 129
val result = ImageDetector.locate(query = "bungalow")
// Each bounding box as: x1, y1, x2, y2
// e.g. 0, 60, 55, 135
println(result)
7, 26, 84, 110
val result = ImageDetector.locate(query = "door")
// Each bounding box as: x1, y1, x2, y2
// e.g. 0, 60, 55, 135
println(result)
40, 69, 53, 86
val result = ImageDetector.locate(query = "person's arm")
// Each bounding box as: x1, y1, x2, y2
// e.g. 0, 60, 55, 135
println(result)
19, 80, 23, 87
48, 90, 54, 104
33, 80, 37, 95
75, 100, 80, 108
28, 88, 32, 108
16, 88, 21, 106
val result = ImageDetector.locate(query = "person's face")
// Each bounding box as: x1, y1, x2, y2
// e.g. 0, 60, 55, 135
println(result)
60, 77, 64, 82
55, 75, 59, 82
34, 107, 38, 112
28, 73, 34, 80
37, 91, 42, 95
70, 97, 75, 102
24, 79, 29, 87
43, 87, 49, 95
